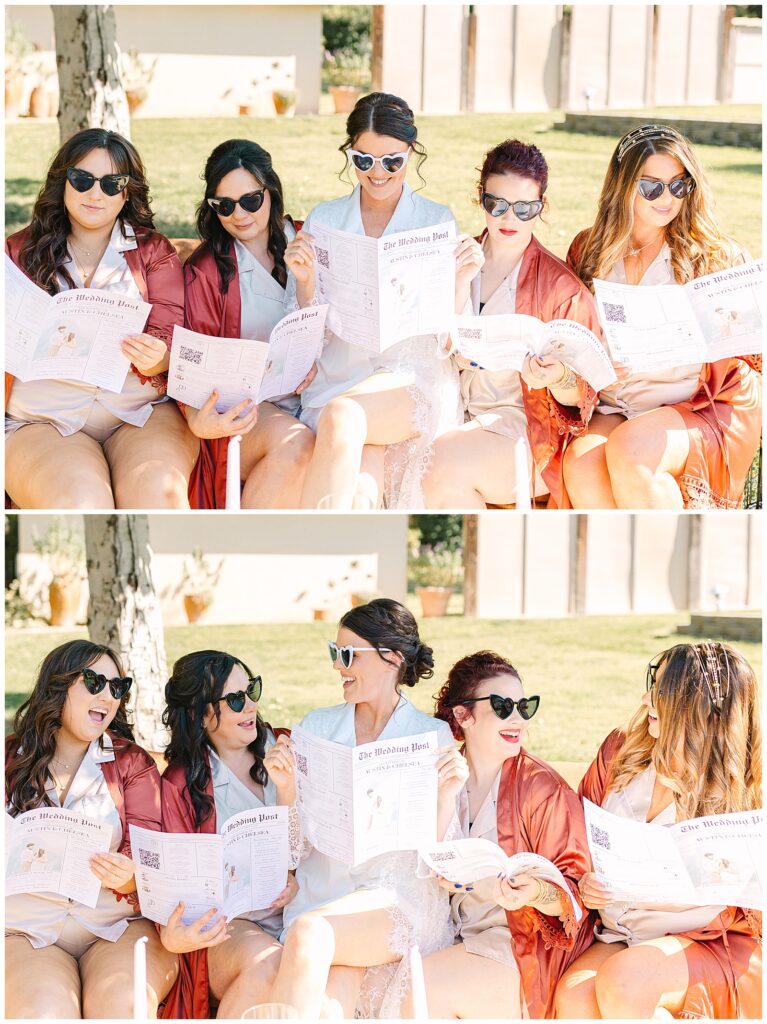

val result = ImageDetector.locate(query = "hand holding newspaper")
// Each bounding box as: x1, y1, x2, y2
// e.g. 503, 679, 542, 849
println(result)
167, 304, 328, 411
5, 254, 152, 392
584, 799, 762, 910
292, 727, 439, 866
418, 837, 582, 921
451, 313, 617, 392
593, 258, 763, 372
5, 808, 112, 908
129, 807, 289, 926
311, 221, 457, 353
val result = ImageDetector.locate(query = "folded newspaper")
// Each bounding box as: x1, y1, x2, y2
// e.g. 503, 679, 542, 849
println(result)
451, 312, 617, 391
418, 837, 582, 921
167, 304, 328, 411
5, 254, 151, 392
584, 799, 762, 910
593, 258, 763, 372
5, 808, 112, 908
129, 807, 289, 926
311, 221, 456, 353
292, 726, 439, 867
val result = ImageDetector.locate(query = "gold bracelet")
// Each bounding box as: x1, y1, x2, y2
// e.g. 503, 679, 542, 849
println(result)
552, 364, 577, 390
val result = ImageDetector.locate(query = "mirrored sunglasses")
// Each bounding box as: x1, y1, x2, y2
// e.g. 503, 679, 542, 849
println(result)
348, 149, 411, 174
481, 192, 544, 222
81, 667, 133, 700
207, 189, 266, 218
458, 693, 540, 721
212, 676, 263, 713
66, 167, 131, 197
636, 176, 695, 202
327, 641, 393, 670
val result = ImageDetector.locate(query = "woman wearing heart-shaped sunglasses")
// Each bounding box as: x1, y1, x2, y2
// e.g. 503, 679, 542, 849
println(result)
408, 651, 594, 1019
566, 123, 761, 509
423, 138, 605, 510
5, 640, 179, 1017
5, 127, 199, 509
183, 140, 316, 509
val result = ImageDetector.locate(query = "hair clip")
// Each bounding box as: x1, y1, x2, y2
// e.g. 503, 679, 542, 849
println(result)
691, 641, 730, 713
616, 124, 677, 163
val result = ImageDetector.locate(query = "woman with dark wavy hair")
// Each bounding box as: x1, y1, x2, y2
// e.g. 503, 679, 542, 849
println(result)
5, 640, 178, 1018
159, 650, 303, 1019
423, 139, 604, 509
556, 641, 762, 1019
183, 139, 315, 509
5, 127, 199, 509
412, 651, 594, 1018
269, 598, 467, 1018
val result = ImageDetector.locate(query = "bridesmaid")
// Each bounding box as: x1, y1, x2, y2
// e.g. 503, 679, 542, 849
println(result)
5, 640, 179, 1018
5, 127, 198, 509
183, 140, 315, 509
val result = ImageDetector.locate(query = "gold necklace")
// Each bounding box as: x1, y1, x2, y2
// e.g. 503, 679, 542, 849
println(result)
626, 236, 661, 259
68, 237, 108, 286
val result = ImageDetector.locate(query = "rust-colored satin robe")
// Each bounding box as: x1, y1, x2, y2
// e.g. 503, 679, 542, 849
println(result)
494, 748, 596, 1018
5, 731, 162, 912
480, 233, 605, 508
5, 225, 184, 408
580, 730, 762, 1019
567, 230, 762, 508
159, 727, 290, 1020
183, 225, 303, 510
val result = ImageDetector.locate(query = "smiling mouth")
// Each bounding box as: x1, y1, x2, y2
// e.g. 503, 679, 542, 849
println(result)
341, 676, 355, 686
499, 728, 521, 743
89, 707, 108, 723
238, 717, 256, 729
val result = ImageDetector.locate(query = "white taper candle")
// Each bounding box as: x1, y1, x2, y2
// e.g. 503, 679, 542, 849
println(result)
225, 435, 242, 510
133, 935, 148, 1021
515, 435, 532, 511
409, 945, 429, 1019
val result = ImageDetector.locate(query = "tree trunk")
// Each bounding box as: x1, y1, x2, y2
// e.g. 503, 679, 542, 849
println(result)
84, 515, 167, 752
53, 5, 130, 143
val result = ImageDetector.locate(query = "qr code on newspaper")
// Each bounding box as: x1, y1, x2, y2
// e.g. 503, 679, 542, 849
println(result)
138, 847, 161, 870
316, 247, 330, 270
294, 752, 309, 776
602, 302, 627, 324
179, 345, 203, 365
589, 824, 611, 851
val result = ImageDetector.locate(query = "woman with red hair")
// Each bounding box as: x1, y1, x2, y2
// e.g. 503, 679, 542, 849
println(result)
423, 139, 604, 508
411, 651, 594, 1018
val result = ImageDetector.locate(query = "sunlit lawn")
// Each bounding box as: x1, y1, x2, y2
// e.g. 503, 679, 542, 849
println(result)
5, 104, 762, 260
6, 613, 761, 765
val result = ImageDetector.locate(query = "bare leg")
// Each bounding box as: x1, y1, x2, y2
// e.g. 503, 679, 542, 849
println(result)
423, 423, 525, 508
300, 373, 416, 509
207, 918, 283, 1019
555, 938, 626, 1019
593, 935, 692, 1019
5, 424, 115, 509
322, 965, 365, 1019
5, 935, 81, 1019
105, 401, 199, 509
562, 412, 625, 508
358, 445, 385, 508
401, 942, 522, 1019
270, 890, 400, 1018
605, 408, 690, 509
239, 402, 315, 508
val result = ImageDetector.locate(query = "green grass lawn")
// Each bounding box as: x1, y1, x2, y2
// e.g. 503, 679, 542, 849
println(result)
6, 614, 761, 765
5, 105, 762, 260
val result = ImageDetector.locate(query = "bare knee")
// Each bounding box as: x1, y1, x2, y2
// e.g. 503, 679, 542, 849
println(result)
284, 424, 315, 466
605, 426, 646, 480
315, 399, 366, 447
594, 952, 647, 1018
283, 915, 334, 970
554, 970, 597, 1020
83, 968, 133, 1018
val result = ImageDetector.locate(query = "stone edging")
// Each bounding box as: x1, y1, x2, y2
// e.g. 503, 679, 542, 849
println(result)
556, 112, 761, 149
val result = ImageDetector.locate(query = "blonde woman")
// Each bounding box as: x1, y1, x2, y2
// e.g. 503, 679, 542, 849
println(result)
565, 124, 761, 509
555, 642, 762, 1020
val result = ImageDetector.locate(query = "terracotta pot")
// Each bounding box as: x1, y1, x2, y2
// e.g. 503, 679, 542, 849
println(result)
312, 608, 330, 622
126, 91, 145, 115
183, 594, 210, 624
49, 579, 81, 627
47, 91, 58, 117
272, 92, 296, 117
329, 86, 362, 114
416, 586, 452, 618
5, 72, 24, 117
238, 103, 255, 117
28, 85, 48, 118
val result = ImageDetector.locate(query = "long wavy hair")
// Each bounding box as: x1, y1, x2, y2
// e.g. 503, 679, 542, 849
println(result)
340, 92, 427, 189
194, 139, 290, 292
573, 124, 740, 289
18, 128, 155, 295
609, 642, 761, 820
6, 640, 134, 816
163, 650, 269, 829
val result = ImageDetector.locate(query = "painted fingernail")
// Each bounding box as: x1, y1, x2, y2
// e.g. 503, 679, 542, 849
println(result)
470, 361, 478, 367
454, 883, 463, 888
465, 886, 474, 892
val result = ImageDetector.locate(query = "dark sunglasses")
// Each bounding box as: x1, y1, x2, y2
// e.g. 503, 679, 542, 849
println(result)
66, 167, 131, 197
81, 667, 133, 701
206, 189, 266, 218
636, 176, 695, 202
481, 192, 544, 222
458, 693, 540, 721
212, 676, 263, 713
348, 149, 410, 174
